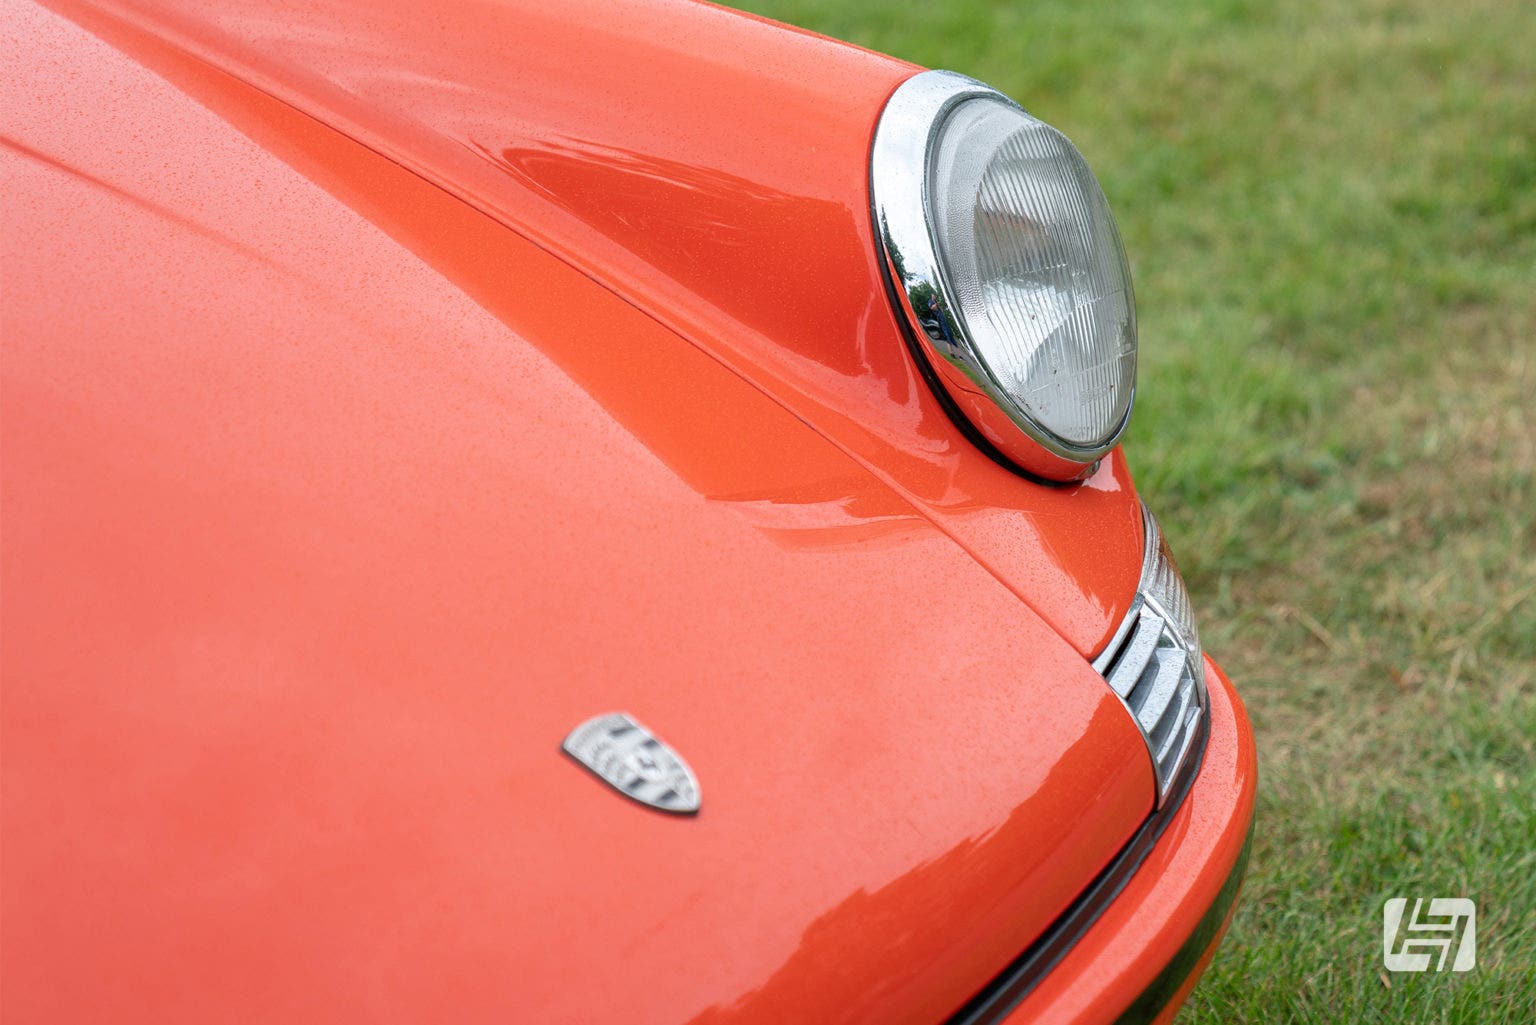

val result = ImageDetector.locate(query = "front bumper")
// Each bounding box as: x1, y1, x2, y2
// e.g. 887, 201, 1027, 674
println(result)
956, 655, 1257, 1025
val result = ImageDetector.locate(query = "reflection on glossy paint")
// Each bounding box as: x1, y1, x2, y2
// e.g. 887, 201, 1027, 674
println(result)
709, 487, 927, 551
468, 134, 958, 417
34, 0, 927, 553
475, 140, 797, 253
53, 0, 1146, 654
469, 136, 934, 415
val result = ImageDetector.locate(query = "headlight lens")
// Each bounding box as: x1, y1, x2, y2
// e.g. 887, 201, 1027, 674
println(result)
931, 99, 1137, 449
873, 71, 1138, 479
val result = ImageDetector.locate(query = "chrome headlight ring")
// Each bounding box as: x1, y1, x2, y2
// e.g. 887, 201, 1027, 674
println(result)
872, 71, 1138, 481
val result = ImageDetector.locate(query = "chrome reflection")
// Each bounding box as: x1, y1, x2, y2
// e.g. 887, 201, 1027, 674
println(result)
1093, 504, 1209, 805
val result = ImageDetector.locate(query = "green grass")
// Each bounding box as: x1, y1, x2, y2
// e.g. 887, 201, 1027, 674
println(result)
733, 1, 1536, 1019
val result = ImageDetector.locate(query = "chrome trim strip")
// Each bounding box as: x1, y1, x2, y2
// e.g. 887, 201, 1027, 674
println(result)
1094, 503, 1210, 805
870, 69, 1134, 468
1093, 592, 1147, 676
1105, 609, 1163, 698
1136, 647, 1187, 732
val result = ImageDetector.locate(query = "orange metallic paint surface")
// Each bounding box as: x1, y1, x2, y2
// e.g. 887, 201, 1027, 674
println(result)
1, 0, 1261, 1022
58, 0, 1146, 658
1, 3, 1163, 1023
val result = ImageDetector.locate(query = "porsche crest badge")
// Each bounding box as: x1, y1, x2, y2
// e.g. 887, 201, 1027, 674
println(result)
561, 712, 701, 815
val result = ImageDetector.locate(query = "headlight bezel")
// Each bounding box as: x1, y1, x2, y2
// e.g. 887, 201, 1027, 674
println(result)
871, 70, 1137, 481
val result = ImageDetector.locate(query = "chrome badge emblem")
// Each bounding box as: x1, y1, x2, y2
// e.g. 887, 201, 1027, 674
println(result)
561, 712, 700, 814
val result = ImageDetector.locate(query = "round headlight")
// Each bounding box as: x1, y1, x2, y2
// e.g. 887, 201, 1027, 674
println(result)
872, 71, 1137, 480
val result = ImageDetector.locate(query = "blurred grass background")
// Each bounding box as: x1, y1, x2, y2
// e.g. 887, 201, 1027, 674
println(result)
732, 1, 1536, 1020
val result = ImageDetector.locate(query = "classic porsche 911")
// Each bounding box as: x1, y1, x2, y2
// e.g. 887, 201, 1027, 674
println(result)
1, 0, 1256, 1022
